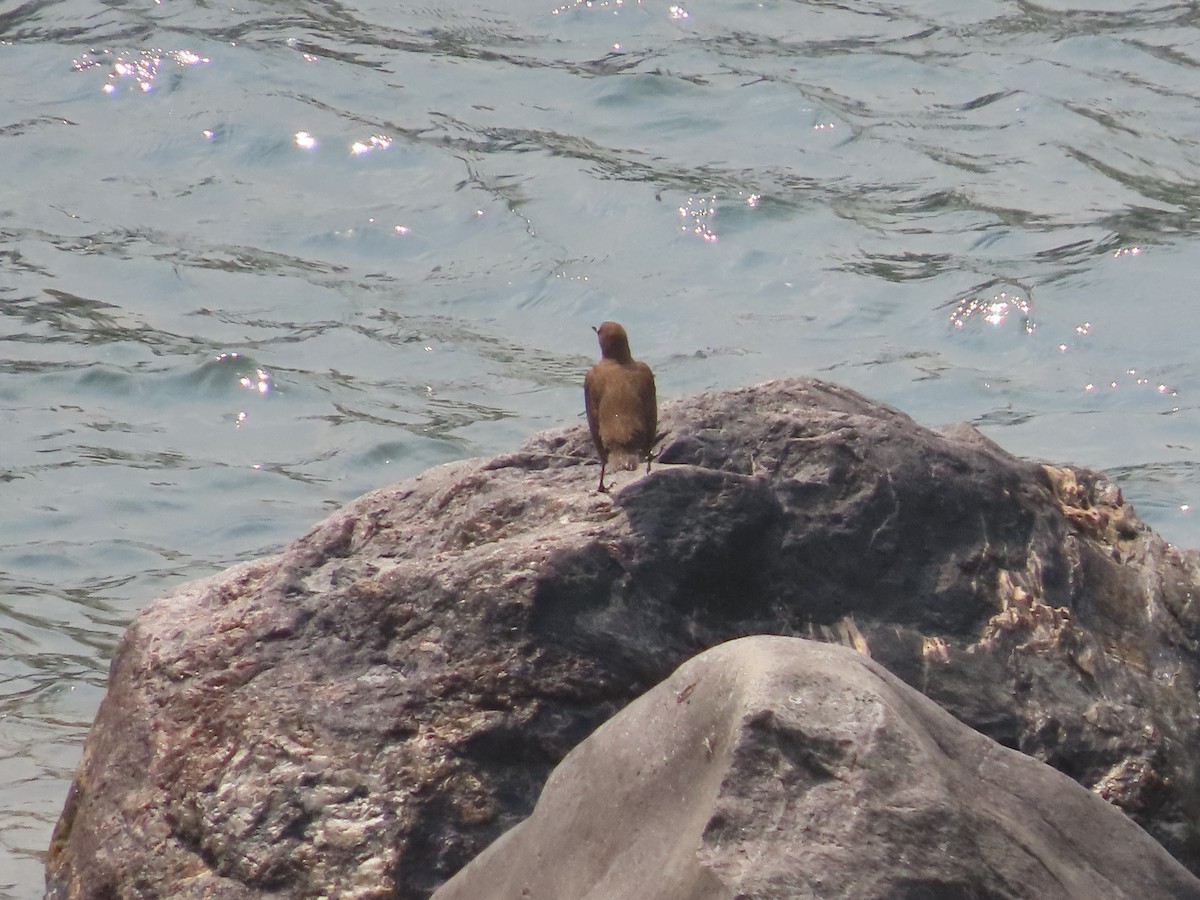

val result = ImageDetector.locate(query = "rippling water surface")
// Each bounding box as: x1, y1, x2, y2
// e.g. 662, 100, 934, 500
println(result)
6, 0, 1200, 893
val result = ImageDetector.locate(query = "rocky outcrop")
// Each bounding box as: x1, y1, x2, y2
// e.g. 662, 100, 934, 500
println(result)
47, 378, 1200, 898
433, 635, 1200, 900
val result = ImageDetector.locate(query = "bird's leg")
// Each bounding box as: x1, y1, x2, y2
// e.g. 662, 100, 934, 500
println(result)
597, 457, 610, 493
647, 432, 667, 472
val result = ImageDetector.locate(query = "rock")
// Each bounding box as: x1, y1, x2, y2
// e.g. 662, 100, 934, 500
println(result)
47, 378, 1200, 898
432, 635, 1200, 900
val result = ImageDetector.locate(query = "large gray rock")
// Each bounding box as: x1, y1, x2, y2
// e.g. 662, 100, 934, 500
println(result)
47, 379, 1200, 898
433, 635, 1200, 900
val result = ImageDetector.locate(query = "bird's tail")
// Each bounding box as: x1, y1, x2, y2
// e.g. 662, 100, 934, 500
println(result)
609, 450, 640, 472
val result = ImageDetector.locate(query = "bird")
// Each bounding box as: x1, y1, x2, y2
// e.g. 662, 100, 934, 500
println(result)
584, 321, 658, 493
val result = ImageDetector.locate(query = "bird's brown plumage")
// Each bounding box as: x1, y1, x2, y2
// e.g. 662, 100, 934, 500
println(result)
584, 321, 657, 493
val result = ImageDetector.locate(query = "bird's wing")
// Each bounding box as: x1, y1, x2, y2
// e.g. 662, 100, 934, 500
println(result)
636, 362, 658, 440
584, 365, 604, 451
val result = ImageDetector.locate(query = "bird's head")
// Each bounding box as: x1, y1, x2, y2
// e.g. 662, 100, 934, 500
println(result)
594, 321, 632, 361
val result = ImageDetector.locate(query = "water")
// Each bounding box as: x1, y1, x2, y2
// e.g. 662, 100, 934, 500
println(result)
5, 0, 1200, 894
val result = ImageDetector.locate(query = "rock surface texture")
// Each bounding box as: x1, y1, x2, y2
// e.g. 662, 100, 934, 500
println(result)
433, 635, 1200, 900
47, 378, 1200, 898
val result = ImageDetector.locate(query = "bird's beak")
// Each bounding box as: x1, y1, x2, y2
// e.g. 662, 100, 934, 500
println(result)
591, 325, 599, 334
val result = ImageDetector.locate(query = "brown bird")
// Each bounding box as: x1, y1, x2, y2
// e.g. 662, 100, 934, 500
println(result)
584, 321, 658, 493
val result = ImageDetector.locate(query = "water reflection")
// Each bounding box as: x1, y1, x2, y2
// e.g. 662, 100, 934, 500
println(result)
949, 288, 1035, 334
